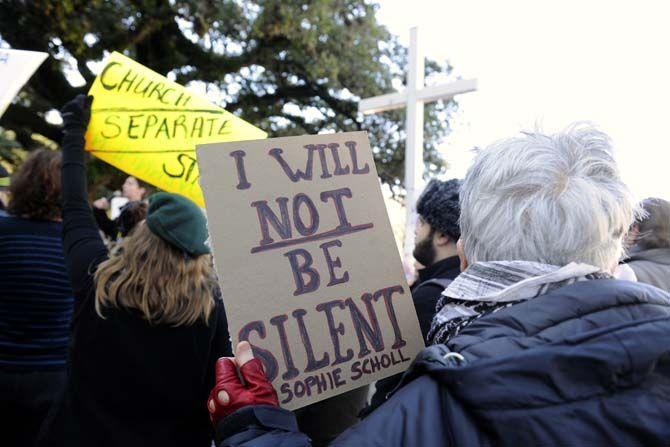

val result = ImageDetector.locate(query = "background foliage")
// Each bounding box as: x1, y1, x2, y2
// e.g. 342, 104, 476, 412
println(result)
0, 0, 457, 197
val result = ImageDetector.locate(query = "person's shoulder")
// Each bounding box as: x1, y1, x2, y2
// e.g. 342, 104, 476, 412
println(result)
506, 279, 670, 326
448, 279, 670, 354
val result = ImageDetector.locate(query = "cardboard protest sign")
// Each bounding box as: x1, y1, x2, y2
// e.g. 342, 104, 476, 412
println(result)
0, 49, 48, 118
197, 132, 425, 410
85, 52, 266, 206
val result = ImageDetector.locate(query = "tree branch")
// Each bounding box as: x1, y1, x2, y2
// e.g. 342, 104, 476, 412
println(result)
227, 85, 316, 111
0, 104, 63, 144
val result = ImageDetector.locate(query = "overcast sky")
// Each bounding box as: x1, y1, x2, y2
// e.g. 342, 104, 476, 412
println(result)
375, 0, 670, 201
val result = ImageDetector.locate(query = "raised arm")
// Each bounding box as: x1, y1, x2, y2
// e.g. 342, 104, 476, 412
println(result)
60, 95, 108, 293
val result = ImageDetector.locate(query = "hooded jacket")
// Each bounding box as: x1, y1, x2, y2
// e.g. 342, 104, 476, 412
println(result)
217, 279, 670, 446
627, 248, 670, 292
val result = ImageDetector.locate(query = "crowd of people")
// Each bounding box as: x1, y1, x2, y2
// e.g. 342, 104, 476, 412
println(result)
1, 94, 669, 446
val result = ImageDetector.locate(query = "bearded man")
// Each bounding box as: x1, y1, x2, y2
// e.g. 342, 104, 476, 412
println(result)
411, 178, 462, 340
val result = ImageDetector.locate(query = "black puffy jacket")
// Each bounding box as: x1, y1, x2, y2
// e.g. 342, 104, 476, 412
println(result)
218, 279, 670, 446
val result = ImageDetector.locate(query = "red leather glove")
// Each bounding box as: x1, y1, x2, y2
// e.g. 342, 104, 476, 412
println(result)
207, 344, 279, 424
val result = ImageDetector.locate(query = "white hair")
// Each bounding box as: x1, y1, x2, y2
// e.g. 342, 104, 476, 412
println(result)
460, 122, 636, 271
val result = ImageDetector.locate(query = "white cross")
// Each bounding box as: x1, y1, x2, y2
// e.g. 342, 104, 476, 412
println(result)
359, 27, 477, 276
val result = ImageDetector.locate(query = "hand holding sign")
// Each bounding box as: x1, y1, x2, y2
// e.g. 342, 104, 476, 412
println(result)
197, 132, 424, 410
207, 341, 279, 423
85, 52, 266, 206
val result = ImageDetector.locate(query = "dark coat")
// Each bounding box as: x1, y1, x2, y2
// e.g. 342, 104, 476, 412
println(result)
39, 123, 233, 447
217, 279, 670, 446
411, 255, 461, 340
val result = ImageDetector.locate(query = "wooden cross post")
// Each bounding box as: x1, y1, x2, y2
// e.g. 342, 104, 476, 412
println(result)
358, 27, 477, 276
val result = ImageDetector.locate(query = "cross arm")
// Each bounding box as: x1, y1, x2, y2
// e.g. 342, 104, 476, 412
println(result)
358, 91, 408, 115
416, 78, 478, 103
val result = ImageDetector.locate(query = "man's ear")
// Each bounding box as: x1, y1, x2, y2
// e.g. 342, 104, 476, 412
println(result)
457, 238, 468, 271
433, 231, 450, 247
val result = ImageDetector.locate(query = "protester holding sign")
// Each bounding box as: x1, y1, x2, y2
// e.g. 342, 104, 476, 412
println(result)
206, 124, 670, 446
37, 95, 232, 447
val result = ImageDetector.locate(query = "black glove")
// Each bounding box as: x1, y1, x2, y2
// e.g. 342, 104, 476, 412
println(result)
60, 94, 93, 133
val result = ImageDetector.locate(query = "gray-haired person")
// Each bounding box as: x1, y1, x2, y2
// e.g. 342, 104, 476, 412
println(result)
625, 197, 670, 291
209, 123, 670, 446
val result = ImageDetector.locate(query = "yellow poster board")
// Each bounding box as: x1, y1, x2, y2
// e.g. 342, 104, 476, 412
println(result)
85, 51, 267, 206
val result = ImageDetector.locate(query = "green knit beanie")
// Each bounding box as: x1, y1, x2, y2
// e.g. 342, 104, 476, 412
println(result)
146, 192, 210, 256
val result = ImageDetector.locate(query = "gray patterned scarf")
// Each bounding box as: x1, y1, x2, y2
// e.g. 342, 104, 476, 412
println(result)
427, 261, 611, 345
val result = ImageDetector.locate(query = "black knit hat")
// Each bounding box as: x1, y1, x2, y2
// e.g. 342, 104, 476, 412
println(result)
416, 178, 461, 241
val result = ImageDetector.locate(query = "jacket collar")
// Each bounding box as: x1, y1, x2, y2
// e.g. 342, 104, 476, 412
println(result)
417, 255, 460, 284
446, 279, 670, 357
